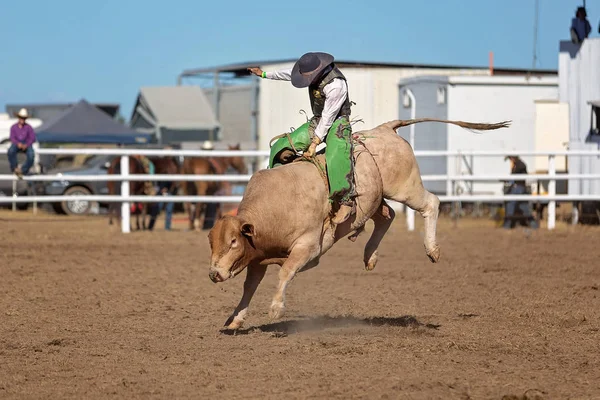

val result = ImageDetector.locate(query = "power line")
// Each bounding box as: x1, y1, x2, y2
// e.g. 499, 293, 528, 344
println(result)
532, 0, 540, 70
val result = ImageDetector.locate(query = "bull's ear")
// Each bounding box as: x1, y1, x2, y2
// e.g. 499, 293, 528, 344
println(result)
241, 223, 255, 237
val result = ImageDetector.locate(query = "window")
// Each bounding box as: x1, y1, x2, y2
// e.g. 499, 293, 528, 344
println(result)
437, 87, 447, 105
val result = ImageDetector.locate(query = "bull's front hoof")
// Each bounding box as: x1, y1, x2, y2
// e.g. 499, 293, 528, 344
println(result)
224, 319, 244, 330
426, 246, 441, 263
364, 251, 378, 271
269, 302, 285, 320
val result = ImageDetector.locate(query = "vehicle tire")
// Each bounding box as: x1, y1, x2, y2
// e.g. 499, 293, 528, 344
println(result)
53, 203, 66, 214
61, 186, 93, 215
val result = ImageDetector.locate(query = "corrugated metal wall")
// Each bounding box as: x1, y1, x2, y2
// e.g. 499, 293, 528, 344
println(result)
559, 39, 600, 196
204, 85, 254, 148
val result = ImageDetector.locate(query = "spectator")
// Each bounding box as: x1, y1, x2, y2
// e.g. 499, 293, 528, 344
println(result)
8, 108, 36, 178
503, 156, 538, 230
571, 7, 591, 43
147, 179, 176, 231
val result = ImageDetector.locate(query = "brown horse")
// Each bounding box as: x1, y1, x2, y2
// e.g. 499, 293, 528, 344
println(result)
107, 155, 181, 230
181, 144, 248, 231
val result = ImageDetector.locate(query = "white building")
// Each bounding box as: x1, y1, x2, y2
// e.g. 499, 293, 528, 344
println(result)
397, 75, 560, 196
559, 38, 600, 197
178, 59, 556, 156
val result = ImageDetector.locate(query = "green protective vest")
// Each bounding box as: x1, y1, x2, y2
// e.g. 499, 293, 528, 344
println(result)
309, 66, 352, 118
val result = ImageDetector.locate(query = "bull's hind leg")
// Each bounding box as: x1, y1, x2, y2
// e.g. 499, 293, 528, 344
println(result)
392, 186, 440, 263
364, 200, 395, 271
270, 242, 320, 320
224, 263, 267, 330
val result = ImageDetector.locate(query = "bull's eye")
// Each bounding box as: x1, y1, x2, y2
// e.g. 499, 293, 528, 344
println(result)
231, 238, 237, 246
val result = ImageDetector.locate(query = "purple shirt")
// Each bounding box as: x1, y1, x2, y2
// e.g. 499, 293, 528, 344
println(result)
10, 122, 36, 146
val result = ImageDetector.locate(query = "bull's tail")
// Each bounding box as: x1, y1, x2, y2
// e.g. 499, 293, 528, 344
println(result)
383, 118, 511, 133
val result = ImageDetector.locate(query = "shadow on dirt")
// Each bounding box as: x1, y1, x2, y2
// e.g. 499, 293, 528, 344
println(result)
222, 315, 440, 336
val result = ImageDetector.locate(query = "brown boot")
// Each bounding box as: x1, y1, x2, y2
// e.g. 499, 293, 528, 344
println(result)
14, 166, 23, 180
331, 203, 355, 225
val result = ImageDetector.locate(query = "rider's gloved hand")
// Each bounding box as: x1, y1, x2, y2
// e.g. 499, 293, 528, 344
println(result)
304, 136, 321, 158
247, 67, 263, 77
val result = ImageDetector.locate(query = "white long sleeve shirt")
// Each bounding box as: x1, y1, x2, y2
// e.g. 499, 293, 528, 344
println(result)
264, 67, 349, 141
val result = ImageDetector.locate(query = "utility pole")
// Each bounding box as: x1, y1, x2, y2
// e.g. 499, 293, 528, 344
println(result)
532, 0, 540, 70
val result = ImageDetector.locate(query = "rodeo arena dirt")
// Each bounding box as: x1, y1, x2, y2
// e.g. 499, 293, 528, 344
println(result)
2, 142, 600, 400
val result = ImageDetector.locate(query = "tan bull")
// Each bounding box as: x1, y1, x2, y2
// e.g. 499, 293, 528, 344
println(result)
208, 118, 510, 329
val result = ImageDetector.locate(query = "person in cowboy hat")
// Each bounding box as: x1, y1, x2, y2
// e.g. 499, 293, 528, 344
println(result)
201, 140, 214, 150
248, 52, 356, 225
8, 108, 37, 178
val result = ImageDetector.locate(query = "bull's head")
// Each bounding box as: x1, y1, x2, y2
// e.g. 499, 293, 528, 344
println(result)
208, 215, 255, 283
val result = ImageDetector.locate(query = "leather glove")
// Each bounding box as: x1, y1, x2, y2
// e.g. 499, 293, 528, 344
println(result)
304, 136, 321, 158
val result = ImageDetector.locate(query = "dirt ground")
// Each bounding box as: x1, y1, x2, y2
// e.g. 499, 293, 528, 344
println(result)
1, 211, 599, 399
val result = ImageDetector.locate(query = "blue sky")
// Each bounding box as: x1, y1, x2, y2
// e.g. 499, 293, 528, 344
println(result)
0, 0, 595, 119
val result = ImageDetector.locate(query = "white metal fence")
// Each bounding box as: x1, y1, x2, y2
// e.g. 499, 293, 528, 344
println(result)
1, 148, 599, 233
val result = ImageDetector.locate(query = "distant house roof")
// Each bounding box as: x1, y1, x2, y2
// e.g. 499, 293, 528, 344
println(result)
6, 103, 120, 121
178, 58, 557, 80
36, 99, 152, 144
130, 86, 219, 131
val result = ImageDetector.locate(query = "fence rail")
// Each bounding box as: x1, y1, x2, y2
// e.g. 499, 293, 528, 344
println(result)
2, 148, 600, 233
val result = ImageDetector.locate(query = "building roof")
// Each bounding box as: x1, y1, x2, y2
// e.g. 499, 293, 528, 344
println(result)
398, 74, 558, 87
36, 99, 151, 144
130, 86, 219, 130
6, 103, 120, 120
178, 58, 557, 80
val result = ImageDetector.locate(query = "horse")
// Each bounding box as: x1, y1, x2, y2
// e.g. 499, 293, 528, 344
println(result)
181, 144, 248, 231
107, 156, 146, 229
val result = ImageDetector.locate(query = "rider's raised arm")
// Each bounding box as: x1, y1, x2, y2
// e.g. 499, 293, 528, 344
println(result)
313, 79, 348, 141
263, 67, 292, 81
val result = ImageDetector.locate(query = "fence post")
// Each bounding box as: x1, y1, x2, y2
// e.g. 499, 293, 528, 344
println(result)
121, 155, 131, 234
12, 179, 16, 212
548, 154, 556, 230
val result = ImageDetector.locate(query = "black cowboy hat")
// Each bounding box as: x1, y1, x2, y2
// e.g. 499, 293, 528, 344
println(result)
291, 52, 335, 88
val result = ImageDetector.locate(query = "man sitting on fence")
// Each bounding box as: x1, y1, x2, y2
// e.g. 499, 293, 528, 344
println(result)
503, 155, 538, 229
7, 108, 36, 179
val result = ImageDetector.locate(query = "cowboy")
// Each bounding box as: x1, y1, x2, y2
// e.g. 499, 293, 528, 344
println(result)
8, 108, 36, 178
248, 52, 355, 224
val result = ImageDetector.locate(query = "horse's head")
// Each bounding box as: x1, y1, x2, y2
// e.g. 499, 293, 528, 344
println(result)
226, 144, 248, 174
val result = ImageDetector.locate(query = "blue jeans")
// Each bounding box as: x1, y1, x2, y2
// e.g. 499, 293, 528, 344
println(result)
503, 185, 538, 229
8, 144, 34, 174
148, 195, 174, 231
